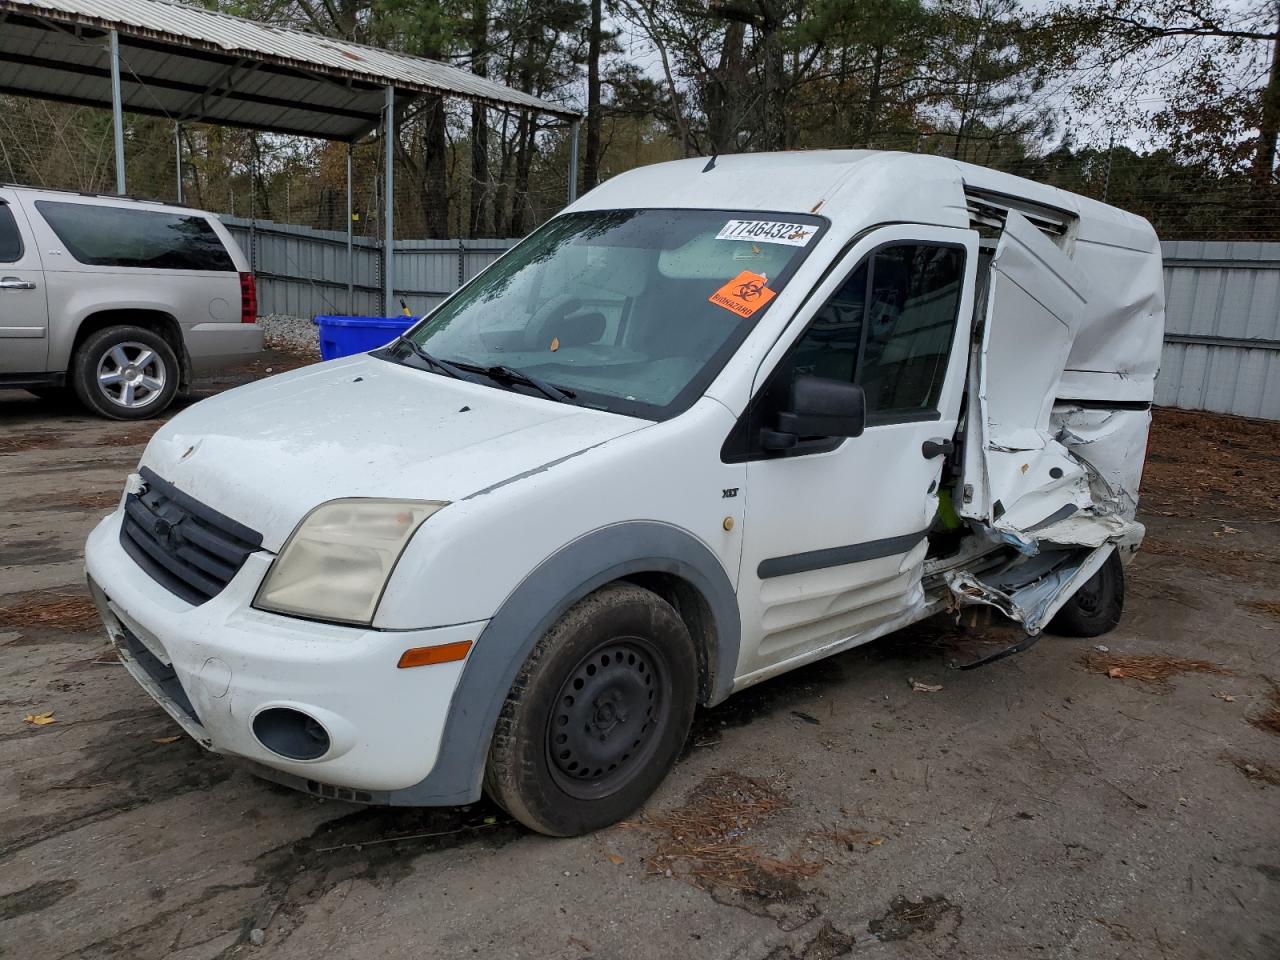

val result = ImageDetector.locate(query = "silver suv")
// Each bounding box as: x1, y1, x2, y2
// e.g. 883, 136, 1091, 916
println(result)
0, 185, 262, 419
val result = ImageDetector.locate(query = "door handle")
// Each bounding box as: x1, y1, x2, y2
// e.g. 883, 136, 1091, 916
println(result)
922, 438, 954, 459
0, 276, 36, 290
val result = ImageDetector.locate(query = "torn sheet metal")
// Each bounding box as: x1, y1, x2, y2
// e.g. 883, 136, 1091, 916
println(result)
943, 543, 1115, 635
958, 210, 1158, 559
948, 208, 1161, 628
959, 210, 1090, 537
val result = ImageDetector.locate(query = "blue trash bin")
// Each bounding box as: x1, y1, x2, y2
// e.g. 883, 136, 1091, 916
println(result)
314, 315, 417, 361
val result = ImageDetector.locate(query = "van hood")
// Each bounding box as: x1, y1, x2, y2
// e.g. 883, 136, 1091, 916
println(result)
139, 354, 646, 550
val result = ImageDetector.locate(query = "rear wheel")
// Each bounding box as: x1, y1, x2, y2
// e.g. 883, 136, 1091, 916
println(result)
1048, 549, 1125, 637
484, 583, 697, 836
71, 325, 179, 420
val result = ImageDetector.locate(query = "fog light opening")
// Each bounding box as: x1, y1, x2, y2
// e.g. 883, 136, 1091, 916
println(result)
252, 707, 331, 761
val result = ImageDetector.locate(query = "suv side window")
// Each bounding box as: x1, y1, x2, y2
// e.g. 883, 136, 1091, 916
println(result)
34, 201, 234, 271
0, 203, 23, 262
722, 241, 965, 461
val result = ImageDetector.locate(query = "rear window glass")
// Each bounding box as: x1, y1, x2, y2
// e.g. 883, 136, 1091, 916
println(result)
0, 203, 22, 262
34, 201, 234, 271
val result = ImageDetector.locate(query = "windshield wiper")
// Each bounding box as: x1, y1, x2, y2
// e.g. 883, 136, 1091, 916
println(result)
474, 363, 576, 403
394, 336, 470, 381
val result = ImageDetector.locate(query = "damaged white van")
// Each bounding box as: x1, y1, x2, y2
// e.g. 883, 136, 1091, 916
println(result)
85, 151, 1164, 836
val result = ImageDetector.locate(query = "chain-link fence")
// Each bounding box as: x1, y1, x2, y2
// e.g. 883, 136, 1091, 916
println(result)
0, 97, 573, 242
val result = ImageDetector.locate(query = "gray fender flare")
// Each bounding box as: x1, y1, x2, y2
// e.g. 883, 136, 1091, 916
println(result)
385, 521, 742, 806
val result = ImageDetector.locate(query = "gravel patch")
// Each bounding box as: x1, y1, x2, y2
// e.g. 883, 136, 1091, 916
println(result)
258, 314, 319, 358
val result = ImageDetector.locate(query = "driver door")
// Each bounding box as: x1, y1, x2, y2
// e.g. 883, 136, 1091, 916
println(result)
730, 224, 978, 682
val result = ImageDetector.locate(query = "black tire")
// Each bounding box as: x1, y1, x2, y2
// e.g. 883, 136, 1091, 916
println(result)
484, 583, 698, 837
71, 325, 180, 420
1048, 550, 1125, 638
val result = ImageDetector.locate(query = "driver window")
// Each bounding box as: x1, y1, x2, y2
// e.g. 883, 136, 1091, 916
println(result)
858, 244, 964, 421
724, 240, 965, 461
783, 242, 963, 424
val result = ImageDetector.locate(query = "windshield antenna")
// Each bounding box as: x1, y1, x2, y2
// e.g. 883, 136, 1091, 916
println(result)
702, 153, 717, 173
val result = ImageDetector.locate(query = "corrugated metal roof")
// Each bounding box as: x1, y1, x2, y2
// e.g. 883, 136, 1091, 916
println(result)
0, 0, 579, 138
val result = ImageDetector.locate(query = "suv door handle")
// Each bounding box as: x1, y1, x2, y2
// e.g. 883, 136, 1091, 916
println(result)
922, 438, 954, 459
0, 276, 36, 290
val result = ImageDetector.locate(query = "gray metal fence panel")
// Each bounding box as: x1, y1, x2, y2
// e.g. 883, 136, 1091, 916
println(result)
222, 215, 383, 317
220, 216, 516, 318
214, 217, 1280, 420
1158, 241, 1280, 420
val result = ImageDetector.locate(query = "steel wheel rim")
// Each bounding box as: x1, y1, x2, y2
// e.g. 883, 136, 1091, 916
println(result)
97, 341, 167, 409
1075, 577, 1103, 615
546, 637, 669, 800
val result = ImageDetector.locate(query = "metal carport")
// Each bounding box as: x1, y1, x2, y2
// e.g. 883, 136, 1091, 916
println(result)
0, 0, 581, 311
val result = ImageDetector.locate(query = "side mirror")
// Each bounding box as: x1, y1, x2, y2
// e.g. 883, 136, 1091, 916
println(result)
763, 376, 866, 450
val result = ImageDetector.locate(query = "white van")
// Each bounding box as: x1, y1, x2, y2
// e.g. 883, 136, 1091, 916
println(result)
0, 185, 261, 418
84, 151, 1165, 836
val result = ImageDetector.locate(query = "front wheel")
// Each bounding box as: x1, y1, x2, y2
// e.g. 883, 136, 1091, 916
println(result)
71, 325, 179, 420
1048, 549, 1125, 638
484, 583, 698, 836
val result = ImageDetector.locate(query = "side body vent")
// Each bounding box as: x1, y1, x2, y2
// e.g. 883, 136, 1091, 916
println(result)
964, 186, 1077, 250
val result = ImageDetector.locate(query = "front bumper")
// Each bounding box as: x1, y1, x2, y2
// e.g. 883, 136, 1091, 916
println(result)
85, 509, 486, 795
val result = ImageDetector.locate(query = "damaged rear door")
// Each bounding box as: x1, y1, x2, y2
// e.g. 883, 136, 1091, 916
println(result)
950, 210, 1140, 634
958, 209, 1092, 542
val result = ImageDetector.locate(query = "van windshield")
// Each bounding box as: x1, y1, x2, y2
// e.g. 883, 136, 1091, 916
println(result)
393, 209, 826, 419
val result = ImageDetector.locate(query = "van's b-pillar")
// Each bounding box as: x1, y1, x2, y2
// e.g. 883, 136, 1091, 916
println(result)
109, 30, 126, 196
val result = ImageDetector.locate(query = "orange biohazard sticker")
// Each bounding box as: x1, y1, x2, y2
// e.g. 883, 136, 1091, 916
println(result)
708, 271, 776, 318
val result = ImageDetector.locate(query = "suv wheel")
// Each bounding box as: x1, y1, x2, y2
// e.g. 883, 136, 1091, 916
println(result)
71, 325, 179, 420
484, 583, 698, 836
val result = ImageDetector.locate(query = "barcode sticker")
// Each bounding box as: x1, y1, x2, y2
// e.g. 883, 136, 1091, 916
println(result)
715, 220, 817, 246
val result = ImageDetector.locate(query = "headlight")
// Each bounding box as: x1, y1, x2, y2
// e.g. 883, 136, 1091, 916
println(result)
254, 499, 446, 626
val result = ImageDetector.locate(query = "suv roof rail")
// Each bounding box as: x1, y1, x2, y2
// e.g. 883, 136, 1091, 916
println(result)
0, 182, 193, 210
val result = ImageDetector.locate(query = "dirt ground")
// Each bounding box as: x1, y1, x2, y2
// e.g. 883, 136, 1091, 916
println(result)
1, 357, 1277, 960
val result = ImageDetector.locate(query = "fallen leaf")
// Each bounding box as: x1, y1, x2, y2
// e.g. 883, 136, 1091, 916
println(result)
152, 735, 181, 744
910, 679, 943, 693
550, 337, 560, 352
23, 711, 55, 725
867, 837, 884, 846
1213, 691, 1237, 703
606, 853, 625, 866
1107, 667, 1125, 679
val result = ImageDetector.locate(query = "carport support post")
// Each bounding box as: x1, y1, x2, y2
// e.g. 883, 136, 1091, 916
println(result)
383, 86, 395, 316
109, 30, 126, 196
174, 122, 184, 204
346, 143, 354, 313
567, 119, 580, 204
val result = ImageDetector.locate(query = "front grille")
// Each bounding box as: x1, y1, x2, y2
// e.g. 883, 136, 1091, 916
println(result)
120, 466, 263, 605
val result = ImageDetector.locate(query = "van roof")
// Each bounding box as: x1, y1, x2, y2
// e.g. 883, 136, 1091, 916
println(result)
570, 150, 1157, 253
